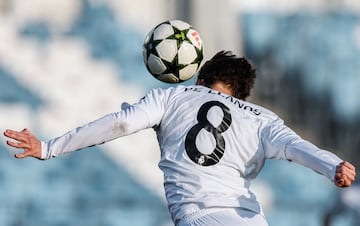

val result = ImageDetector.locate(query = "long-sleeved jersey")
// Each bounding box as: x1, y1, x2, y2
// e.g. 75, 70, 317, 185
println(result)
41, 85, 343, 222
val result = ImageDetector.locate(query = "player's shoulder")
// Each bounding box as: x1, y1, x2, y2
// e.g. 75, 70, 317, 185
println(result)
145, 85, 281, 121
243, 101, 278, 119
141, 85, 192, 106
231, 99, 281, 124
145, 84, 200, 98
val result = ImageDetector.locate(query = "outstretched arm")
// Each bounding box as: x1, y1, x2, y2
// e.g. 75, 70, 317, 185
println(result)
263, 117, 356, 188
4, 128, 41, 159
285, 140, 356, 188
4, 105, 158, 160
3, 89, 167, 160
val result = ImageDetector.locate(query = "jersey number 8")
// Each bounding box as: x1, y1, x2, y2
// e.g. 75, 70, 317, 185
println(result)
185, 101, 232, 166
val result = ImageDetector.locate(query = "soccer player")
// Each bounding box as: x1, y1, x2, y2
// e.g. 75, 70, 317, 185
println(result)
4, 51, 356, 226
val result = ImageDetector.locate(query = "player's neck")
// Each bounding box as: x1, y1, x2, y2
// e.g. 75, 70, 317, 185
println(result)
210, 81, 233, 96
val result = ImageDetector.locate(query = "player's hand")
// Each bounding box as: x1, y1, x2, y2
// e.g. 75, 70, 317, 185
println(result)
3, 128, 41, 159
334, 161, 356, 187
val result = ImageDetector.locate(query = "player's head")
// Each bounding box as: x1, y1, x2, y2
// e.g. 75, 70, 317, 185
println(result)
196, 50, 256, 100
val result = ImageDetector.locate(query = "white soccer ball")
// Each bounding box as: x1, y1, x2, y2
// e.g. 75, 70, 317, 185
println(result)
143, 20, 204, 83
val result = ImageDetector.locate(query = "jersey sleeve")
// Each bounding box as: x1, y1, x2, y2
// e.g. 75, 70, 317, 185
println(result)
261, 116, 343, 182
41, 88, 168, 160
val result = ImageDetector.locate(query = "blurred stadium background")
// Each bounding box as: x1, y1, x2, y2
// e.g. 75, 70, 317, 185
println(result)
0, 0, 359, 225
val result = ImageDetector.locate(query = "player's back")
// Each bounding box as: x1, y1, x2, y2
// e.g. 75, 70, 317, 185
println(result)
154, 85, 276, 221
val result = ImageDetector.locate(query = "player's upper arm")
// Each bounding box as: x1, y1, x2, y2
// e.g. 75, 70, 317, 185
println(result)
261, 117, 301, 160
132, 87, 169, 128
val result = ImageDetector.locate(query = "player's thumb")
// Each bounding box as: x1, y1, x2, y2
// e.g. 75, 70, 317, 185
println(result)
335, 178, 345, 187
15, 152, 30, 159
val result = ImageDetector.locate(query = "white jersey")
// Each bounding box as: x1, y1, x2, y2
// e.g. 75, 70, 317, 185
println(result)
41, 85, 343, 222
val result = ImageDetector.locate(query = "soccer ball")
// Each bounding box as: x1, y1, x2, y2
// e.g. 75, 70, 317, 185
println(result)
143, 20, 204, 83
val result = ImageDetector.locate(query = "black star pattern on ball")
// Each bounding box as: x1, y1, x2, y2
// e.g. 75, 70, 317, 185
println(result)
167, 27, 192, 49
143, 33, 162, 60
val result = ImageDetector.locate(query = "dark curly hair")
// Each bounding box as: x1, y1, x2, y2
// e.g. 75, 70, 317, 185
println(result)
197, 51, 256, 100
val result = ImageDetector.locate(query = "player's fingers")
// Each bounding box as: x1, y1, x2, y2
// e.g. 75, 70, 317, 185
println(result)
336, 162, 355, 174
4, 129, 28, 142
6, 140, 30, 149
4, 129, 36, 150
6, 140, 18, 148
336, 170, 355, 181
339, 162, 356, 178
335, 178, 345, 187
336, 180, 351, 188
343, 161, 356, 171
4, 130, 16, 139
334, 172, 348, 187
4, 129, 41, 159
335, 171, 355, 187
341, 179, 353, 187
21, 128, 33, 136
14, 151, 33, 159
